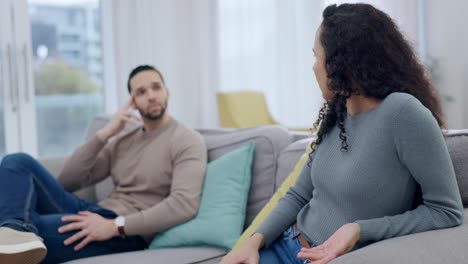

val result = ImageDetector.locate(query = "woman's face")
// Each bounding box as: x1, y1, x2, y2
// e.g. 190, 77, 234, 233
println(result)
313, 26, 333, 100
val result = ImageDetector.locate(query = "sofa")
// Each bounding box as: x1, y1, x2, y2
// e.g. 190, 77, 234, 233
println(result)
39, 115, 468, 264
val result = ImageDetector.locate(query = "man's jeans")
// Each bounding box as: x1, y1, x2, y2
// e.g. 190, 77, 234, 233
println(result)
0, 153, 147, 264
259, 225, 314, 264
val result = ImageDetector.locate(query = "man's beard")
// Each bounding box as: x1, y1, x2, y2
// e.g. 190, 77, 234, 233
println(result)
139, 101, 168, 121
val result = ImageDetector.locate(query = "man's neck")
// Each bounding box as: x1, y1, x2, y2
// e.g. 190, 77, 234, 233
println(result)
142, 113, 171, 132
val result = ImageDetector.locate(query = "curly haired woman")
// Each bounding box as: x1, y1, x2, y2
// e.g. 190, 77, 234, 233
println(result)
221, 3, 463, 264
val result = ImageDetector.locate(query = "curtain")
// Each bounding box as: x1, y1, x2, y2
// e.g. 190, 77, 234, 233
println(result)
102, 0, 219, 128
103, 0, 427, 128
103, 0, 326, 128
217, 0, 324, 128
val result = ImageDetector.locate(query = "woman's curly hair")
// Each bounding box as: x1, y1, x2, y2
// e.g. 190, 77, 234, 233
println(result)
308, 3, 444, 164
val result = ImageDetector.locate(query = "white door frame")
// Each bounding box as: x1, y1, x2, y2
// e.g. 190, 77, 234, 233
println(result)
0, 0, 38, 157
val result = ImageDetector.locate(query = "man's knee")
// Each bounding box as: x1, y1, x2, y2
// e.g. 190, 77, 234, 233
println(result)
1, 152, 35, 168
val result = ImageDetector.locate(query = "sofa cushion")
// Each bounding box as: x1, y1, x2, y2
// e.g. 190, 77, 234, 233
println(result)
328, 208, 468, 264
232, 142, 312, 251
149, 142, 255, 250
276, 137, 314, 191
62, 247, 227, 264
84, 116, 293, 228
445, 130, 468, 206
275, 130, 468, 207
197, 126, 292, 227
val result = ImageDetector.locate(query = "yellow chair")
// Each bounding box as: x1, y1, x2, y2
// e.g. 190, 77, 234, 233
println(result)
217, 91, 310, 131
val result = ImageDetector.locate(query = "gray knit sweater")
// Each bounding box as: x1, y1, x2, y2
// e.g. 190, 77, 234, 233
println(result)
256, 92, 463, 249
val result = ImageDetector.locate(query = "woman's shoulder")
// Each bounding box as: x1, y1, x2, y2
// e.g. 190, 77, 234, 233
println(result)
384, 92, 439, 134
384, 92, 419, 107
382, 92, 428, 118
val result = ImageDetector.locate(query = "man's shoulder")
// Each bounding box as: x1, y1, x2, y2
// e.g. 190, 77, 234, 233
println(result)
171, 119, 203, 140
169, 120, 206, 151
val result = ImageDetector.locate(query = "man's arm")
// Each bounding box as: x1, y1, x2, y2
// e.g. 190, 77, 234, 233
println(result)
57, 135, 113, 192
58, 99, 140, 191
58, 130, 207, 250
124, 131, 207, 236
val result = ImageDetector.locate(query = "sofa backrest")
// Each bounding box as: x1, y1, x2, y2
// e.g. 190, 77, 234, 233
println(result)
275, 129, 468, 207
85, 115, 293, 228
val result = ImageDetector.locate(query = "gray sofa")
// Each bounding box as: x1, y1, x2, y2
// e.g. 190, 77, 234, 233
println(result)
39, 115, 468, 264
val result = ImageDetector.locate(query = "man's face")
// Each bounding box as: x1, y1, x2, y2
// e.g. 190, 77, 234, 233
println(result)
129, 70, 169, 121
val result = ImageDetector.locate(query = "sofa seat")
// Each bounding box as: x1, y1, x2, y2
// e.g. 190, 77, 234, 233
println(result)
63, 247, 226, 264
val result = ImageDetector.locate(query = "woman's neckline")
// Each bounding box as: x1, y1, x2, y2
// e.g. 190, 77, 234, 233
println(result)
346, 93, 394, 120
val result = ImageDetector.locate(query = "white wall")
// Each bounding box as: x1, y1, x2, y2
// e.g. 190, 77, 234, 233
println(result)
105, 0, 219, 128
425, 0, 468, 129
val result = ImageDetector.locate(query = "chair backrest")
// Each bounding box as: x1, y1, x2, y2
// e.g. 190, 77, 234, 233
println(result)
217, 91, 277, 128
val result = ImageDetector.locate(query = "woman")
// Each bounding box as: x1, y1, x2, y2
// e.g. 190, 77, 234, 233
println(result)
221, 3, 463, 264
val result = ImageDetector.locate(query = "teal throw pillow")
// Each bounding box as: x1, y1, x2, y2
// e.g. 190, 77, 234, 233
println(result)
148, 141, 255, 250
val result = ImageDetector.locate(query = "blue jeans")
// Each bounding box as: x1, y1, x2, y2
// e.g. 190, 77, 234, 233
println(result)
259, 225, 314, 264
0, 153, 147, 264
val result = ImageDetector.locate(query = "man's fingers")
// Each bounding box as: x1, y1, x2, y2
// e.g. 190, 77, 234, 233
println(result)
122, 116, 138, 126
58, 222, 87, 233
64, 229, 88, 246
74, 235, 93, 251
129, 97, 137, 109
78, 211, 92, 216
123, 96, 138, 111
122, 98, 133, 110
61, 215, 85, 223
123, 112, 141, 122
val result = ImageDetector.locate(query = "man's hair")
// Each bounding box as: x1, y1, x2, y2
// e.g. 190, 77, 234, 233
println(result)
127, 65, 166, 93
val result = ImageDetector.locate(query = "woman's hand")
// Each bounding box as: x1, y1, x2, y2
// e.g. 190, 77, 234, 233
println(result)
297, 223, 360, 264
220, 233, 264, 264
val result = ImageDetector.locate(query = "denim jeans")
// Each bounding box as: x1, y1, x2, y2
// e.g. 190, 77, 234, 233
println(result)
259, 225, 314, 264
0, 153, 147, 264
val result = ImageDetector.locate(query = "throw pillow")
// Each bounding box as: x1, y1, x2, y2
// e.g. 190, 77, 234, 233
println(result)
231, 142, 313, 251
149, 141, 255, 250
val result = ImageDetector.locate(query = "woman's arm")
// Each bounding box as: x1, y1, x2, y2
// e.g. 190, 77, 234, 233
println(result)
255, 161, 315, 248
356, 96, 463, 243
298, 96, 464, 263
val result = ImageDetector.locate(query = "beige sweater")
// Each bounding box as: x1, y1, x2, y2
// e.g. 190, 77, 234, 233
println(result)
58, 118, 207, 242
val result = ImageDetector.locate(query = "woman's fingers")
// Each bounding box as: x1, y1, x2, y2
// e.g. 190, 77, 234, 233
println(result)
297, 248, 326, 260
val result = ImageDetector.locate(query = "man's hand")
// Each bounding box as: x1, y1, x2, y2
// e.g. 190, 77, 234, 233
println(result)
297, 223, 360, 264
96, 98, 141, 142
58, 211, 119, 251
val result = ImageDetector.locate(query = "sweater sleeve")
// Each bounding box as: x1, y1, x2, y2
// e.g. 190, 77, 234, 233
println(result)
356, 97, 463, 243
57, 135, 114, 192
256, 159, 315, 248
124, 131, 207, 236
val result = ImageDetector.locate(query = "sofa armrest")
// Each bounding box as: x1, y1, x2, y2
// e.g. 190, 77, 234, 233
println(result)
330, 208, 468, 264
38, 156, 97, 202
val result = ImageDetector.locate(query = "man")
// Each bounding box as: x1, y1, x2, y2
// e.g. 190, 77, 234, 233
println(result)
0, 65, 207, 264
